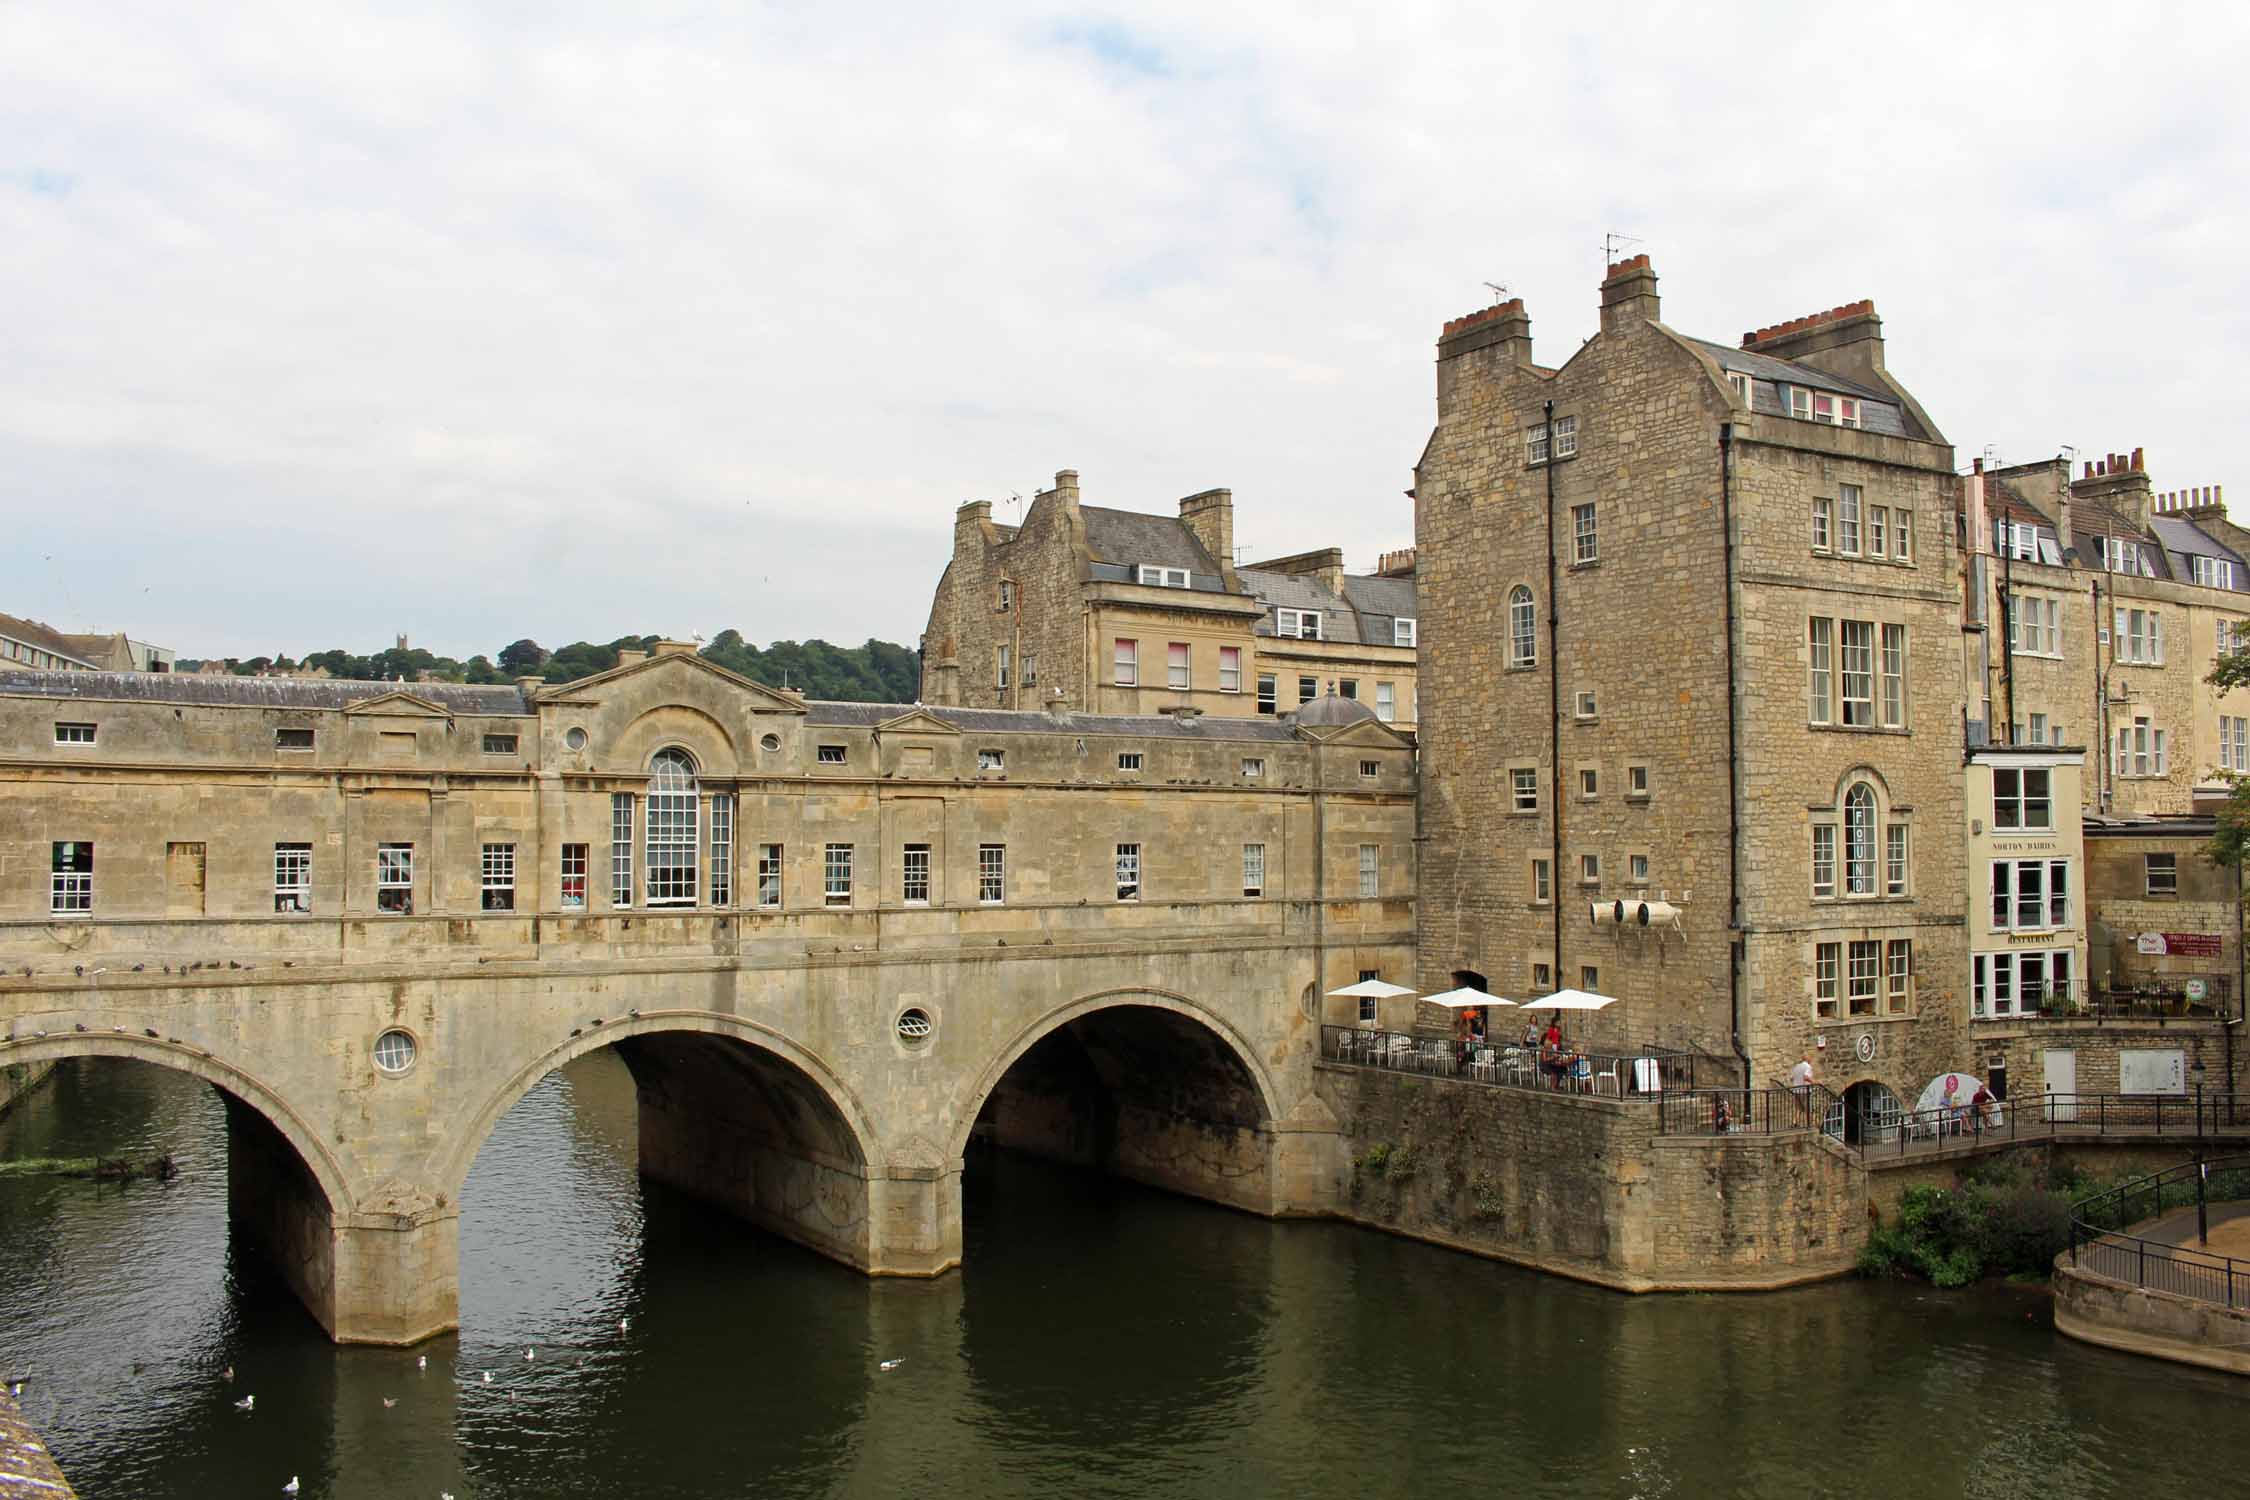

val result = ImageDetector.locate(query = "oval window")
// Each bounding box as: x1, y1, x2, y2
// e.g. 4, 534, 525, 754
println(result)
896, 1008, 934, 1045
373, 1029, 418, 1075
760, 733, 781, 753
564, 726, 589, 752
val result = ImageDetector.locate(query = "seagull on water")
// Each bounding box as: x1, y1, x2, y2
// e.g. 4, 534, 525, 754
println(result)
283, 1477, 299, 1495
417, 1355, 427, 1371
481, 1371, 492, 1385
879, 1359, 904, 1372
618, 1316, 630, 1333
235, 1394, 255, 1411
222, 1366, 234, 1382
524, 1347, 535, 1362
382, 1397, 397, 1409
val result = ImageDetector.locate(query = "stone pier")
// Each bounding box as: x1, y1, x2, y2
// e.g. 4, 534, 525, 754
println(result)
0, 1389, 77, 1500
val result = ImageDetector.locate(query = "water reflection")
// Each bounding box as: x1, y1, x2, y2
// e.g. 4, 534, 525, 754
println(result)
5, 1052, 2250, 1499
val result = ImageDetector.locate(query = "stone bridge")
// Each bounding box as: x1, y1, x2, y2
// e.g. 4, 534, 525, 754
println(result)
0, 905, 1402, 1343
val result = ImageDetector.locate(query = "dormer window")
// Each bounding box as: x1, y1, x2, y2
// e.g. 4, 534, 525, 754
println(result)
2104, 538, 2151, 576
1276, 608, 1323, 640
1137, 565, 1189, 588
1727, 372, 1750, 404
1394, 618, 1417, 647
2194, 556, 2237, 589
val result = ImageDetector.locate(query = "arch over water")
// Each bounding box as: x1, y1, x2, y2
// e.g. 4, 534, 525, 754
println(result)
5, 1033, 352, 1215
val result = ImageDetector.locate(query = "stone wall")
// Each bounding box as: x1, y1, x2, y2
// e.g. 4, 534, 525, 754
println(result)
2053, 1257, 2250, 1376
0, 1057, 52, 1119
1311, 1065, 1865, 1289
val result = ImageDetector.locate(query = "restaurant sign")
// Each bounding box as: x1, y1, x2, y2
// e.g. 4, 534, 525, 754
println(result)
2136, 932, 2223, 957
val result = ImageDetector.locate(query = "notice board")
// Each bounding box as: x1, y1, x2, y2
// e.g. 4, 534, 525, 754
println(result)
2119, 1048, 2186, 1096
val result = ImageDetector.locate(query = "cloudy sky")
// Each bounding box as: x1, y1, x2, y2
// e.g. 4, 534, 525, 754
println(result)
4, 3, 2244, 662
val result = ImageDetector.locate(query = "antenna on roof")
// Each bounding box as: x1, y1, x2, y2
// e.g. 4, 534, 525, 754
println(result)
1481, 281, 1510, 304
1004, 491, 1025, 521
1602, 231, 1644, 268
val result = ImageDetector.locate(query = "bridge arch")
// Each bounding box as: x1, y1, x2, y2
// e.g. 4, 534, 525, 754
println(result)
4, 1033, 354, 1215
950, 988, 1284, 1218
441, 1008, 882, 1273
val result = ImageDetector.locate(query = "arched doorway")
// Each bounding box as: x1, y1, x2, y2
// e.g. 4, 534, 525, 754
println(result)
1840, 1079, 1902, 1146
956, 997, 1280, 1225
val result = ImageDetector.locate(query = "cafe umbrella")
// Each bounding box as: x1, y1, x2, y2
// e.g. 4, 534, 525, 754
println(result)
1324, 978, 1419, 1000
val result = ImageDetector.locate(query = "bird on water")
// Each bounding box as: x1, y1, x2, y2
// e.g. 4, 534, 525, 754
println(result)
235, 1394, 255, 1411
282, 1477, 298, 1495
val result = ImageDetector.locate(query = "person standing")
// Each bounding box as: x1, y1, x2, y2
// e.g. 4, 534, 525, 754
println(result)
1789, 1053, 1815, 1126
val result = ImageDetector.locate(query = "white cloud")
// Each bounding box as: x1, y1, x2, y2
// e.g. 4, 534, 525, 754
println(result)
2, 2, 2245, 661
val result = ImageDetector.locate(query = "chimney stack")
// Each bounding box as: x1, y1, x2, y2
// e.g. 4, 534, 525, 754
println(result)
1177, 488, 1234, 575
1436, 297, 1534, 419
1599, 255, 1659, 334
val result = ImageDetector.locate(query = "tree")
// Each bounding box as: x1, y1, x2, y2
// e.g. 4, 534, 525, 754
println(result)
2205, 651, 2250, 869
498, 638, 548, 675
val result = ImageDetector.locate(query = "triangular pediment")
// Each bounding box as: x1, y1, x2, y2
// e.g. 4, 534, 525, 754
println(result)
343, 690, 449, 718
1296, 716, 1415, 749
874, 708, 960, 736
543, 650, 809, 715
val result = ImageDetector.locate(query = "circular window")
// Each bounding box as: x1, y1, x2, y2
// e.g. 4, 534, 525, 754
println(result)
760, 733, 781, 753
372, 1029, 418, 1075
896, 1008, 934, 1045
564, 727, 589, 752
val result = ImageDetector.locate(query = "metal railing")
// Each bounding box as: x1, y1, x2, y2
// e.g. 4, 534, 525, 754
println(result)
1321, 1025, 1732, 1097
2069, 1154, 2250, 1310
1807, 1090, 2247, 1161
1654, 1088, 1805, 1136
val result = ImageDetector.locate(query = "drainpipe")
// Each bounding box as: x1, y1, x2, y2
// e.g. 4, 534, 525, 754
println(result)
1545, 399, 1564, 1005
2001, 520, 2016, 743
1720, 423, 1750, 1089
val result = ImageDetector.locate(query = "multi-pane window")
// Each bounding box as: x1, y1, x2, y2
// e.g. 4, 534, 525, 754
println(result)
50, 841, 93, 914
274, 842, 312, 913
2195, 556, 2237, 589
1358, 844, 1379, 898
978, 844, 1006, 904
1375, 683, 1395, 721
1990, 859, 2070, 931
996, 644, 1011, 689
998, 579, 1015, 610
1973, 950, 2073, 1018
1509, 587, 1537, 667
1629, 853, 1650, 884
1880, 623, 1906, 727
1114, 639, 1138, 686
560, 844, 588, 909
1808, 619, 1832, 724
1579, 767, 1599, 799
2114, 608, 2164, 664
1115, 843, 1141, 902
1811, 824, 1837, 898
1572, 503, 1598, 564
2221, 620, 2247, 660
1840, 620, 1875, 726
2114, 717, 2167, 778
1024, 652, 1037, 686
611, 793, 634, 906
53, 722, 95, 745
757, 843, 783, 908
1580, 965, 1600, 991
1242, 843, 1266, 898
902, 843, 931, 904
1360, 759, 1380, 780
1394, 618, 1417, 647
1885, 824, 1909, 896
1299, 676, 1319, 706
1277, 608, 1323, 640
1580, 852, 1601, 885
1843, 784, 1876, 895
1837, 485, 1862, 555
1575, 690, 1597, 719
1257, 675, 1278, 714
709, 793, 734, 906
1728, 371, 1751, 403
645, 748, 699, 906
1526, 423, 1551, 465
1847, 939, 1880, 1016
1552, 415, 1578, 458
377, 842, 414, 913
1138, 565, 1190, 588
1531, 858, 1551, 903
1219, 647, 1241, 693
823, 843, 853, 907
1885, 940, 1912, 1014
1893, 509, 1913, 561
1814, 941, 1840, 1018
1810, 496, 1832, 551
2223, 716, 2250, 774
1168, 643, 1190, 689
1512, 768, 1538, 812
1118, 752, 1143, 771
481, 843, 516, 911
1869, 506, 1888, 558
2009, 595, 2061, 656
482, 733, 519, 755
817, 744, 847, 765
1993, 767, 2052, 829
1241, 757, 1265, 778
275, 727, 315, 750
978, 749, 1005, 771
1627, 764, 1649, 797
2145, 852, 2178, 896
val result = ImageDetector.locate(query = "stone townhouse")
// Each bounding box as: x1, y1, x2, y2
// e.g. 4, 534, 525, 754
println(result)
1964, 453, 2250, 814
919, 471, 1419, 727
1414, 259, 1967, 1132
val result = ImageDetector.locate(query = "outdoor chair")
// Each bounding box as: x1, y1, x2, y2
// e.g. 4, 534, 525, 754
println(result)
1594, 1060, 1622, 1096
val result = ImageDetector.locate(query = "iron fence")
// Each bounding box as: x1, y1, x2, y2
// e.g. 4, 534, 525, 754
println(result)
1320, 1025, 1725, 1096
1654, 1088, 1805, 1136
2069, 1154, 2250, 1310
1804, 1090, 2248, 1160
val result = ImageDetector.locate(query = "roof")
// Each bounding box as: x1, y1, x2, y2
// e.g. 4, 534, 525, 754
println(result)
807, 700, 1307, 741
1341, 573, 1418, 635
1683, 337, 1912, 438
0, 611, 99, 667
2150, 515, 2247, 589
0, 669, 532, 714
1240, 568, 1418, 647
1291, 692, 1377, 728
1079, 506, 1226, 577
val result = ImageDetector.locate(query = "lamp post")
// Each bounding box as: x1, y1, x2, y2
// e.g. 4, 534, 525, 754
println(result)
2193, 1055, 2210, 1248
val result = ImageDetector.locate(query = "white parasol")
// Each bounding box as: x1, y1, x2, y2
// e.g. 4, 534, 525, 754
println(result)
1326, 978, 1418, 1000
1516, 988, 1618, 1011
1422, 986, 1516, 1008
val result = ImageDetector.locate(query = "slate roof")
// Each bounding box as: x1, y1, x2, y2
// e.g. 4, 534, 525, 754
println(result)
1683, 337, 1913, 438
0, 669, 532, 714
808, 700, 1306, 741
1080, 506, 1227, 577
1341, 574, 1419, 641
2151, 515, 2248, 589
0, 611, 99, 667
1241, 568, 1419, 647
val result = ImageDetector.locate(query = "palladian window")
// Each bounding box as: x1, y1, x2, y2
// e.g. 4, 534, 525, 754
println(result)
646, 748, 700, 906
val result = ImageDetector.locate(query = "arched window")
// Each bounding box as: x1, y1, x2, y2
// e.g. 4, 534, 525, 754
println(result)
646, 748, 700, 906
1843, 782, 1875, 896
1509, 587, 1537, 668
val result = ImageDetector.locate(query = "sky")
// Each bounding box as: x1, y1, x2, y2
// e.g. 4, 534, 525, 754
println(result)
4, 2, 2246, 662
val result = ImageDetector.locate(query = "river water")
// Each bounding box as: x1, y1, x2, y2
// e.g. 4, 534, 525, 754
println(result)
3, 1052, 2247, 1500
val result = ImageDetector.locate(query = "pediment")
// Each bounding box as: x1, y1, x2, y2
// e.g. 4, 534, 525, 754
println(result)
1296, 716, 1415, 749
342, 690, 449, 718
874, 708, 960, 736
547, 650, 809, 715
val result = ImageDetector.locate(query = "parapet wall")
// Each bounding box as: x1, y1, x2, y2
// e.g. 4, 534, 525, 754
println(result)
2053, 1256, 2250, 1376
1312, 1066, 1866, 1289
